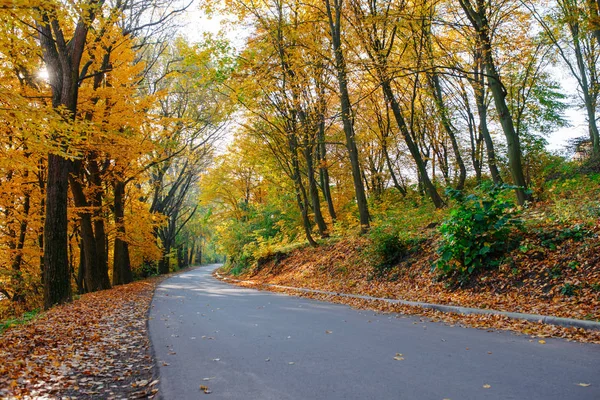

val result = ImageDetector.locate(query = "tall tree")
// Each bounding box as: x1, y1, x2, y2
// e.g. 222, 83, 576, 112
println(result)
324, 0, 371, 231
458, 0, 531, 204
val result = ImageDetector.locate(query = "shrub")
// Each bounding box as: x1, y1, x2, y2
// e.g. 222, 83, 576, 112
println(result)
435, 183, 523, 285
560, 283, 577, 297
368, 226, 422, 276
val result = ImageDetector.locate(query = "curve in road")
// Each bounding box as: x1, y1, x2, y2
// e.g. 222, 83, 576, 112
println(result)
149, 265, 600, 400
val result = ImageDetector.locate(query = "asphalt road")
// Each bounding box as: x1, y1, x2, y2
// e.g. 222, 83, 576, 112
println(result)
148, 265, 600, 400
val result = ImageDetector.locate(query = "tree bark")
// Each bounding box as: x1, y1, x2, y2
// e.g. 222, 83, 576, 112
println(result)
69, 174, 111, 291
43, 154, 72, 308
324, 0, 370, 232
113, 180, 133, 285
37, 2, 98, 309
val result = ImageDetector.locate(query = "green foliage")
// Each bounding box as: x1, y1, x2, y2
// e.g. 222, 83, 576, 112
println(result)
549, 265, 563, 279
560, 283, 577, 297
536, 224, 592, 250
435, 183, 523, 285
0, 308, 40, 334
368, 225, 423, 276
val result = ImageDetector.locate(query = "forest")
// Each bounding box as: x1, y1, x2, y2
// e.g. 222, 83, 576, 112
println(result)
1, 0, 599, 329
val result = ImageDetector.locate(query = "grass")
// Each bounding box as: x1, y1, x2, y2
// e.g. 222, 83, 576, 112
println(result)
0, 308, 41, 334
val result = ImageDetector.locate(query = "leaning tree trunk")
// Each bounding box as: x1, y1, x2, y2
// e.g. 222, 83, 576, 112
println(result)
381, 79, 445, 208
460, 0, 530, 204
325, 0, 370, 232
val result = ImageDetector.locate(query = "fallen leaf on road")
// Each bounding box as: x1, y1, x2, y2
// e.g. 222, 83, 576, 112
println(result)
325, 330, 333, 334
538, 340, 546, 344
200, 385, 212, 394
483, 384, 491, 389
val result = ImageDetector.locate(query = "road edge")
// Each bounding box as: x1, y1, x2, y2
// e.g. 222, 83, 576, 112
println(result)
214, 272, 600, 332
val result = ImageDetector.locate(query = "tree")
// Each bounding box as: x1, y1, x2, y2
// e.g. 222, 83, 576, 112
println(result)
458, 0, 531, 205
324, 0, 371, 230
526, 0, 600, 158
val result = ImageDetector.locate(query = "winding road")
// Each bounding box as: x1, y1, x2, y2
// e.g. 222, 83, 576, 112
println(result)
148, 265, 600, 400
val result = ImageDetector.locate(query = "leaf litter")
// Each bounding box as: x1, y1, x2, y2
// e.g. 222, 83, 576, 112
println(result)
0, 278, 161, 398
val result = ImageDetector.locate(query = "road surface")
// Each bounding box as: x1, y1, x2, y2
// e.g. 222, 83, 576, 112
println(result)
148, 265, 600, 399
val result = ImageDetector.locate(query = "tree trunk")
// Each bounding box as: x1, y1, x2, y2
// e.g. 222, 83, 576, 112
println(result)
38, 6, 95, 309
570, 21, 600, 157
429, 73, 466, 190
88, 157, 110, 287
381, 79, 445, 208
10, 189, 30, 303
303, 134, 328, 237
383, 144, 407, 196
70, 175, 111, 291
113, 180, 133, 285
325, 0, 370, 232
316, 117, 337, 222
473, 77, 502, 184
290, 135, 317, 246
460, 0, 530, 204
77, 238, 86, 294
43, 154, 72, 308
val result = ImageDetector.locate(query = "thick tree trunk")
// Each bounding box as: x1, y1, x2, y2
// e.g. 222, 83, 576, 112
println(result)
43, 154, 72, 308
88, 157, 110, 286
113, 181, 133, 285
38, 6, 95, 309
481, 43, 529, 203
158, 251, 170, 274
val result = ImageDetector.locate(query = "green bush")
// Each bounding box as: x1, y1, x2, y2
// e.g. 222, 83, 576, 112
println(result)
369, 226, 422, 276
560, 283, 577, 297
435, 183, 523, 285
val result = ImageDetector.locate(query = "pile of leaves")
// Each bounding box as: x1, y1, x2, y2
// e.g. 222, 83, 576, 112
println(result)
219, 214, 600, 342
0, 279, 160, 398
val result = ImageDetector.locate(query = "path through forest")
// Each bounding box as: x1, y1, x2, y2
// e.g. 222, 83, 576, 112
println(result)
149, 265, 600, 399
